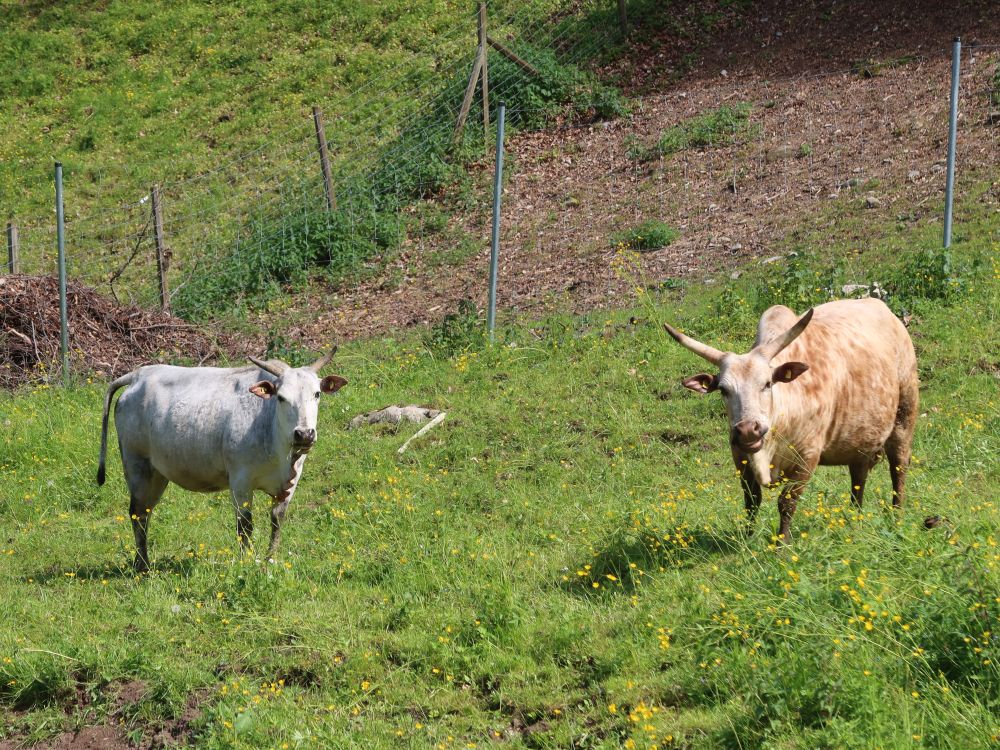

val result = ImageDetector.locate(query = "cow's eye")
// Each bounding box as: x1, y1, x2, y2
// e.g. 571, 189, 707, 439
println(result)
314, 391, 322, 399
276, 393, 287, 403
763, 382, 772, 391
718, 385, 730, 397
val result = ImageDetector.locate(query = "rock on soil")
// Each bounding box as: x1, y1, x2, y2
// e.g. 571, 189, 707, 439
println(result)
0, 275, 239, 389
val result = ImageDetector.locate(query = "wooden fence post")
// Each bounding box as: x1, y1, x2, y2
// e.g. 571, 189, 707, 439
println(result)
478, 2, 490, 139
313, 106, 336, 212
453, 54, 485, 144
617, 0, 628, 36
5, 222, 18, 274
151, 185, 170, 313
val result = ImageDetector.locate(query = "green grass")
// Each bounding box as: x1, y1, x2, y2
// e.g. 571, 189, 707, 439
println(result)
610, 220, 679, 252
2, 193, 998, 747
627, 103, 758, 162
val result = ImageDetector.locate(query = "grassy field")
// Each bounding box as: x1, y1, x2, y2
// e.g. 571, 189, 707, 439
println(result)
1, 191, 997, 748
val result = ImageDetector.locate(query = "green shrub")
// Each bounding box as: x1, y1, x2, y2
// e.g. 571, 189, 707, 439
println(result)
610, 220, 678, 252
423, 298, 484, 354
882, 246, 975, 313
171, 194, 402, 321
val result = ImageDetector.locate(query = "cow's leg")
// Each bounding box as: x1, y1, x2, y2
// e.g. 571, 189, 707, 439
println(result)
122, 452, 168, 573
739, 461, 762, 533
886, 381, 918, 509
229, 484, 255, 553
266, 498, 291, 561
776, 457, 818, 544
848, 461, 870, 509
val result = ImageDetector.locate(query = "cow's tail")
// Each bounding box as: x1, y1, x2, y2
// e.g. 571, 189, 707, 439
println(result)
97, 372, 136, 486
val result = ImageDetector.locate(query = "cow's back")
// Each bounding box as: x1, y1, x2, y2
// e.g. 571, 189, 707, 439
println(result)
115, 365, 271, 491
767, 299, 916, 465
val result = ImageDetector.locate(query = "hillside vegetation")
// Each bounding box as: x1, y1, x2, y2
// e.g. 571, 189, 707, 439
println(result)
1, 189, 997, 747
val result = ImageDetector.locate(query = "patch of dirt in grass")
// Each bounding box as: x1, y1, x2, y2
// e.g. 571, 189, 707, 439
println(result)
41, 726, 130, 750
143, 689, 210, 750
0, 683, 210, 750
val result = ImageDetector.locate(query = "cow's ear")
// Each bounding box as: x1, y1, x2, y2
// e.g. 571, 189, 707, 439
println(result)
682, 373, 718, 394
771, 361, 809, 384
249, 380, 277, 399
320, 375, 348, 394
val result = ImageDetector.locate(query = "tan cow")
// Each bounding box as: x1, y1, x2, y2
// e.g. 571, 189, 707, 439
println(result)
664, 299, 918, 541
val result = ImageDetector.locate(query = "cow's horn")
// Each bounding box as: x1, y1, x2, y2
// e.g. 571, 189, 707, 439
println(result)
663, 323, 725, 366
307, 345, 338, 373
248, 356, 288, 377
756, 308, 814, 360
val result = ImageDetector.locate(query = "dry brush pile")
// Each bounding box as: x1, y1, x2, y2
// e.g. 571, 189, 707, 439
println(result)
0, 275, 238, 389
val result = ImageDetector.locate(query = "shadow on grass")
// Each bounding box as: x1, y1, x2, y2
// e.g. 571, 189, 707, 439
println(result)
26, 555, 199, 584
561, 523, 753, 598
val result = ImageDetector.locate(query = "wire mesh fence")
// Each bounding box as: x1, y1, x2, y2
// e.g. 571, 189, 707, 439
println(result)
2, 2, 998, 343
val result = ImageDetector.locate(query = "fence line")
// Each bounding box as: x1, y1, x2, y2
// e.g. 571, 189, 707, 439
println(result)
2, 0, 997, 382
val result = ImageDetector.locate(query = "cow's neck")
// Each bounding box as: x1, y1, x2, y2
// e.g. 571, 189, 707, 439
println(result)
270, 429, 303, 473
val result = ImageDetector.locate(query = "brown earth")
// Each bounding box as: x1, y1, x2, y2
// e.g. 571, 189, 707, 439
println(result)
605, 0, 1000, 91
293, 41, 1000, 347
0, 680, 209, 750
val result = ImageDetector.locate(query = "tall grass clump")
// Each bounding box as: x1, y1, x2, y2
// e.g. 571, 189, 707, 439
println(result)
629, 102, 758, 161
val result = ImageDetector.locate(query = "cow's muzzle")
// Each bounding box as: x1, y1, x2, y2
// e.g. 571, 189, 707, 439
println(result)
293, 428, 317, 451
732, 420, 767, 454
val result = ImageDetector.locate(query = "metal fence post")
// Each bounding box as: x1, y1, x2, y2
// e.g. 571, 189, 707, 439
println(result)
487, 102, 506, 341
312, 106, 336, 212
151, 185, 170, 312
55, 162, 70, 385
943, 36, 961, 248
5, 222, 18, 274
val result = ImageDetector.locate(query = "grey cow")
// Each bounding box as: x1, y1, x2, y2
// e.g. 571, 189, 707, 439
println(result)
97, 350, 347, 571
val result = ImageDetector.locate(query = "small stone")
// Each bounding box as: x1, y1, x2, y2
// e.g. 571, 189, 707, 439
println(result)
865, 194, 881, 209
907, 170, 921, 182
841, 284, 868, 296
730, 270, 742, 280
761, 255, 783, 264
765, 145, 795, 163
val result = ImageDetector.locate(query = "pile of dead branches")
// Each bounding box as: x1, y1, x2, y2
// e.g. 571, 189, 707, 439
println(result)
0, 275, 238, 389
